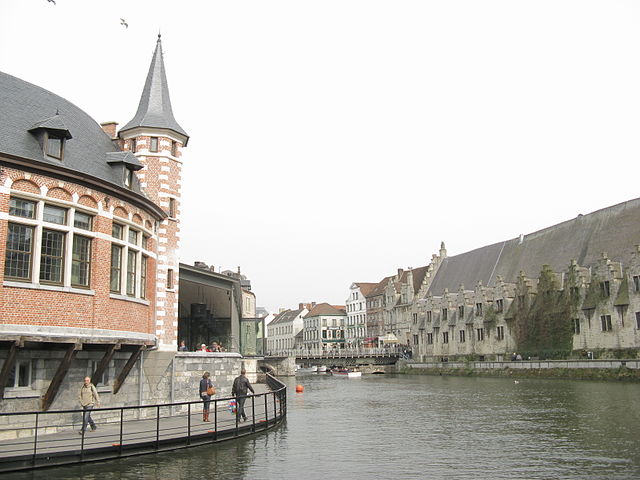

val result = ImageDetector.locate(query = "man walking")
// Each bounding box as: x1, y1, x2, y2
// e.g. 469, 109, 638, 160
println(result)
79, 376, 100, 434
231, 368, 255, 422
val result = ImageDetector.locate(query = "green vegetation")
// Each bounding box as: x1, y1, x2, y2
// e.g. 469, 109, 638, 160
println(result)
509, 265, 577, 359
614, 275, 630, 307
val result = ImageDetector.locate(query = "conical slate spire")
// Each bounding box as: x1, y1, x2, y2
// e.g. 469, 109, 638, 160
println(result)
120, 35, 188, 142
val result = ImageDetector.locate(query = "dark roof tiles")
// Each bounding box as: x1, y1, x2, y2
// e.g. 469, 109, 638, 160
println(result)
120, 35, 188, 142
0, 71, 138, 191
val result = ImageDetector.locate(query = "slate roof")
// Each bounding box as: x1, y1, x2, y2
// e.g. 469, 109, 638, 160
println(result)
428, 197, 640, 295
410, 265, 430, 293
120, 35, 188, 142
269, 308, 304, 325
0, 71, 144, 192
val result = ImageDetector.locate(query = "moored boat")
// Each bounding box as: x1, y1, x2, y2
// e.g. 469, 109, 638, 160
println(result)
330, 368, 362, 378
296, 365, 318, 374
317, 365, 328, 373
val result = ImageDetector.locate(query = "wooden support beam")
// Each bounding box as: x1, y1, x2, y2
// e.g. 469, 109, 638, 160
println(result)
41, 343, 79, 411
113, 345, 145, 395
0, 342, 20, 400
91, 344, 118, 385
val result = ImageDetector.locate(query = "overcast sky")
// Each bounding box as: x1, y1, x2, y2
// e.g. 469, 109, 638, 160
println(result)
2, 1, 640, 314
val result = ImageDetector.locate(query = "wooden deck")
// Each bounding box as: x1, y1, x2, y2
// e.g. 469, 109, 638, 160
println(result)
0, 384, 285, 473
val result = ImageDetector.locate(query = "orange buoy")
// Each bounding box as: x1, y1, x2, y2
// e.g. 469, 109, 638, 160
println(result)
295, 384, 304, 393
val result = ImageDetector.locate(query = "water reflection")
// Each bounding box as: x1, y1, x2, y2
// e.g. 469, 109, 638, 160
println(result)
5, 375, 640, 480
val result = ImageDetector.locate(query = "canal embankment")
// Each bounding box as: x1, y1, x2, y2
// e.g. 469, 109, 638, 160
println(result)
399, 359, 640, 381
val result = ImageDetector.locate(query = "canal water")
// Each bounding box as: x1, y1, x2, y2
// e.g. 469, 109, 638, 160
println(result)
6, 374, 640, 479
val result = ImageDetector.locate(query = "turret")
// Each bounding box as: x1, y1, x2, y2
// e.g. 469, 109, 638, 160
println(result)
119, 35, 188, 351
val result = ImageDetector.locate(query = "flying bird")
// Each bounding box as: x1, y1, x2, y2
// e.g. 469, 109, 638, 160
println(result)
120, 18, 128, 28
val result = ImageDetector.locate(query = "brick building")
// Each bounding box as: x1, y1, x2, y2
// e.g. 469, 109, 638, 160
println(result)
0, 35, 191, 411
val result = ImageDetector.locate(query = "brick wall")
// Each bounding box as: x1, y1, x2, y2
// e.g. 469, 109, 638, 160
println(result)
0, 167, 159, 336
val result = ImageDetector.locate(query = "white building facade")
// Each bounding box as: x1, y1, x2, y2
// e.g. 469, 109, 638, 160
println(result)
345, 283, 377, 347
303, 303, 347, 351
266, 306, 308, 354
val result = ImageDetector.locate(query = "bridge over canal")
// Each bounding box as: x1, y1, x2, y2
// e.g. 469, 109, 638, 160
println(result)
262, 348, 406, 375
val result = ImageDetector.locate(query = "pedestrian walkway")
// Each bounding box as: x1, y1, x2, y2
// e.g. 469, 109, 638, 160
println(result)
0, 382, 287, 473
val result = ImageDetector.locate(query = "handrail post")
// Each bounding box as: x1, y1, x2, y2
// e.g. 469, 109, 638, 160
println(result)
214, 398, 218, 441
32, 412, 39, 466
235, 396, 239, 436
264, 391, 269, 426
119, 408, 124, 455
80, 412, 85, 461
251, 395, 256, 432
155, 405, 160, 450
187, 402, 191, 446
273, 391, 277, 420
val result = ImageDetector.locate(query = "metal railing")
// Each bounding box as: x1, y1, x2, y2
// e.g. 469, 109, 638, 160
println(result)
0, 374, 286, 473
267, 347, 408, 358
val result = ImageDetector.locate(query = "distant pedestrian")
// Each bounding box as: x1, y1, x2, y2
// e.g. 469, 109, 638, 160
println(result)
178, 340, 188, 352
79, 376, 100, 434
198, 343, 209, 352
199, 371, 215, 422
231, 368, 255, 422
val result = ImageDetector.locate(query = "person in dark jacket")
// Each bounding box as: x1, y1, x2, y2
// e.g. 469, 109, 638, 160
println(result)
199, 371, 214, 422
231, 368, 255, 422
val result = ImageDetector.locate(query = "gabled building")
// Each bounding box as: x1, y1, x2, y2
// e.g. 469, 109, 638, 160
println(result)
303, 303, 347, 351
0, 35, 187, 410
365, 276, 391, 340
266, 304, 309, 354
345, 282, 377, 346
412, 199, 640, 361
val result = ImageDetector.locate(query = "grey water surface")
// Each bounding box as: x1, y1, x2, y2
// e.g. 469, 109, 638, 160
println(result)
8, 374, 640, 479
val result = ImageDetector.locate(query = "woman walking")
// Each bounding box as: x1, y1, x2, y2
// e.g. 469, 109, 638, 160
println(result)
199, 371, 215, 422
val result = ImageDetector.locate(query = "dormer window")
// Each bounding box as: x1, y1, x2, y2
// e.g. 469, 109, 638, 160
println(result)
124, 168, 134, 188
29, 113, 72, 160
45, 133, 64, 159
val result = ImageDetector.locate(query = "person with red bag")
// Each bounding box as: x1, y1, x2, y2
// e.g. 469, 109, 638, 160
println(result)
199, 371, 215, 421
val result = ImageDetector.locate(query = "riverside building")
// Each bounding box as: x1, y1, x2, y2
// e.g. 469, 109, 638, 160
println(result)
355, 200, 640, 361
0, 37, 252, 421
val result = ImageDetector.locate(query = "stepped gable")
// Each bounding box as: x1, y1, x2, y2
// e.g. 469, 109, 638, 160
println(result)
427, 242, 505, 296
410, 265, 430, 292
365, 275, 393, 298
354, 282, 378, 296
428, 197, 640, 296
0, 71, 137, 190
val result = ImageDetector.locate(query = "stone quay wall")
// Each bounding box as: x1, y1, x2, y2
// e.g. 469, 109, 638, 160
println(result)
0, 351, 255, 439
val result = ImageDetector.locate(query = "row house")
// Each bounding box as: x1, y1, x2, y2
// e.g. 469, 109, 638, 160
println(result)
345, 282, 377, 346
303, 303, 347, 351
266, 304, 309, 354
364, 278, 390, 340
412, 248, 640, 361
348, 194, 640, 359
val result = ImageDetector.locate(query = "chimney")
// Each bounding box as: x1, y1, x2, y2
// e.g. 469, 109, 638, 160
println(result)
237, 266, 241, 274
299, 303, 304, 310
100, 121, 118, 140
194, 261, 208, 269
397, 268, 403, 278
